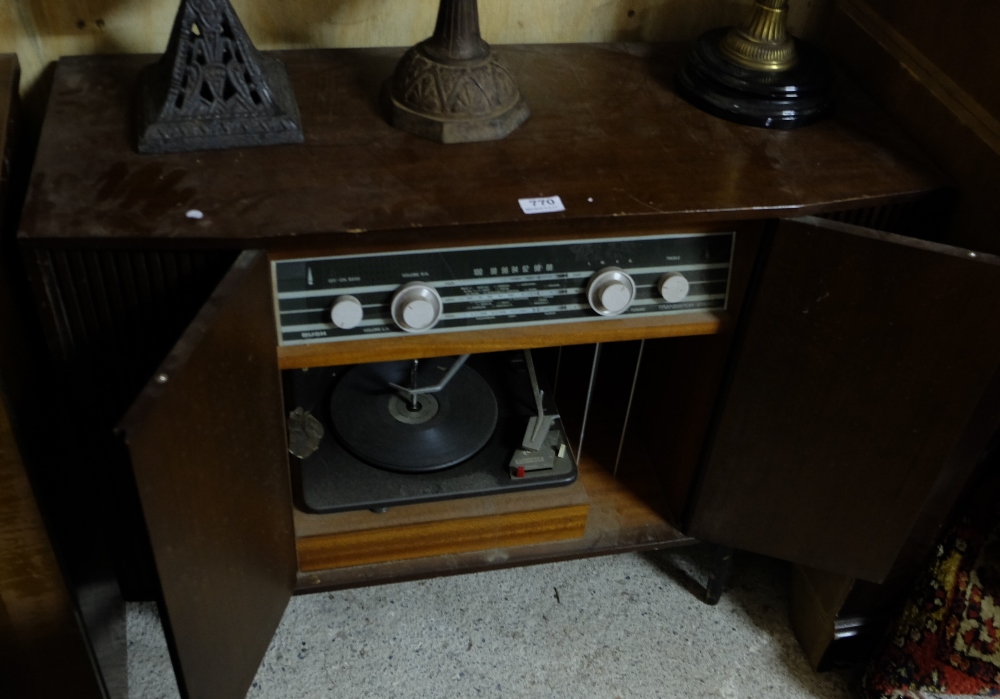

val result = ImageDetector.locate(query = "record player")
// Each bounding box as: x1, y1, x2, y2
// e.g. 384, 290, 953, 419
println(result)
287, 350, 576, 514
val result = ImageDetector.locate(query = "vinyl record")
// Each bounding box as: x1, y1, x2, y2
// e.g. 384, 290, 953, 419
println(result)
329, 359, 499, 473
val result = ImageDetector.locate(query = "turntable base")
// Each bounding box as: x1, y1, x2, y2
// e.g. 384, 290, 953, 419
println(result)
290, 354, 578, 514
296, 475, 589, 571
295, 452, 693, 590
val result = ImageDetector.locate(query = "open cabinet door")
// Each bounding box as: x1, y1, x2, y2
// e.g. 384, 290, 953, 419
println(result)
689, 216, 1000, 583
117, 251, 295, 699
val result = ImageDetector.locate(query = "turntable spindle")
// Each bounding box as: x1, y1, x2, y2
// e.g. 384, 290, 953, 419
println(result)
409, 360, 419, 410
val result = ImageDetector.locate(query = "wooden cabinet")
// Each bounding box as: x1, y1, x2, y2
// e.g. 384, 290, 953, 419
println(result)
778, 0, 1000, 668
18, 42, 999, 699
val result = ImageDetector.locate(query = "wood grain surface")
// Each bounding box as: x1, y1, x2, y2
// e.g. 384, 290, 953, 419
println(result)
279, 311, 725, 370
1, 0, 833, 97
297, 486, 590, 571
825, 0, 1000, 256
19, 44, 944, 249
118, 251, 296, 699
690, 216, 1000, 583
806, 1, 1000, 664
296, 453, 693, 592
294, 475, 590, 539
298, 505, 589, 572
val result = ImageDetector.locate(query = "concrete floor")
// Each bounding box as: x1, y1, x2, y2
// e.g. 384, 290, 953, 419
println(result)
128, 545, 861, 699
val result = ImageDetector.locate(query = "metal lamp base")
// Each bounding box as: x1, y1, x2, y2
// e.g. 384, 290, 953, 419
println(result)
383, 0, 529, 144
137, 0, 304, 155
381, 49, 530, 144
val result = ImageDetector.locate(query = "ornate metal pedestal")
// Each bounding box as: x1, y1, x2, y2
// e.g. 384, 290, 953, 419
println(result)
383, 0, 529, 143
676, 0, 834, 129
137, 0, 304, 154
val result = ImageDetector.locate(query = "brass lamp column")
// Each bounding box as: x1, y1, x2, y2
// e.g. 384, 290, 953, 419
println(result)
676, 0, 834, 129
383, 0, 530, 143
718, 0, 797, 71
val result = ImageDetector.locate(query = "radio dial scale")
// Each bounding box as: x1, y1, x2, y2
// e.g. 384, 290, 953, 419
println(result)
273, 232, 734, 346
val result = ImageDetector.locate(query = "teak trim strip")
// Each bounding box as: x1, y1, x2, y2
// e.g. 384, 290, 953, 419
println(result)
297, 504, 590, 572
278, 312, 725, 369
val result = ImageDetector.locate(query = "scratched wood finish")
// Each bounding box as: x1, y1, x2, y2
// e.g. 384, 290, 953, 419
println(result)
18, 44, 944, 249
118, 251, 296, 699
1, 0, 834, 97
690, 216, 1000, 583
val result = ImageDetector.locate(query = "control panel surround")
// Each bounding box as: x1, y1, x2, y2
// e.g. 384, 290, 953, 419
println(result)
272, 232, 735, 346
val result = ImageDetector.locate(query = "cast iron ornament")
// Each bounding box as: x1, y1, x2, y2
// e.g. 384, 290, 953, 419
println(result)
675, 0, 834, 129
137, 0, 304, 154
383, 0, 529, 143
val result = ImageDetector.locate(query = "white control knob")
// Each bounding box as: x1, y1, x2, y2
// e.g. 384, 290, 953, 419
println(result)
587, 267, 636, 316
390, 282, 443, 333
658, 272, 691, 303
330, 295, 364, 330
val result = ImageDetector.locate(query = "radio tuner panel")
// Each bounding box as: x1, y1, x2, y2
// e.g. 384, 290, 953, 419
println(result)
272, 232, 735, 346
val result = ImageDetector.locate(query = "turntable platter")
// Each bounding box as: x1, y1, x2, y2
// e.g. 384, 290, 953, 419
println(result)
330, 360, 499, 472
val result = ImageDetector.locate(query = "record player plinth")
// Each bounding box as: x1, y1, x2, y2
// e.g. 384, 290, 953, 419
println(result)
295, 477, 589, 572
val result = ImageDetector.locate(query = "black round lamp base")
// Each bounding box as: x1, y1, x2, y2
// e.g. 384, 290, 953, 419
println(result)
676, 28, 835, 129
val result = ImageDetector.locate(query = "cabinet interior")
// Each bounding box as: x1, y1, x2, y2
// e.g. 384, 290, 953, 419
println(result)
286, 332, 731, 593
276, 224, 763, 591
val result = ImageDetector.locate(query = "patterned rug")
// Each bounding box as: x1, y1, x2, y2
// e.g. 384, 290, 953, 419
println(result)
864, 518, 1000, 697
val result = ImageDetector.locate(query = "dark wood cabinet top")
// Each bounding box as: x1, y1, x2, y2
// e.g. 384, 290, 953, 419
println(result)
19, 44, 945, 249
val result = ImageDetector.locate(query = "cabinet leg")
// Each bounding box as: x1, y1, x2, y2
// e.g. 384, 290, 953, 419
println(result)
704, 546, 735, 605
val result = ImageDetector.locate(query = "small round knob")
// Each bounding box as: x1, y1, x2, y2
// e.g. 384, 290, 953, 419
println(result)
391, 282, 443, 333
587, 267, 636, 316
658, 272, 691, 304
330, 295, 364, 330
